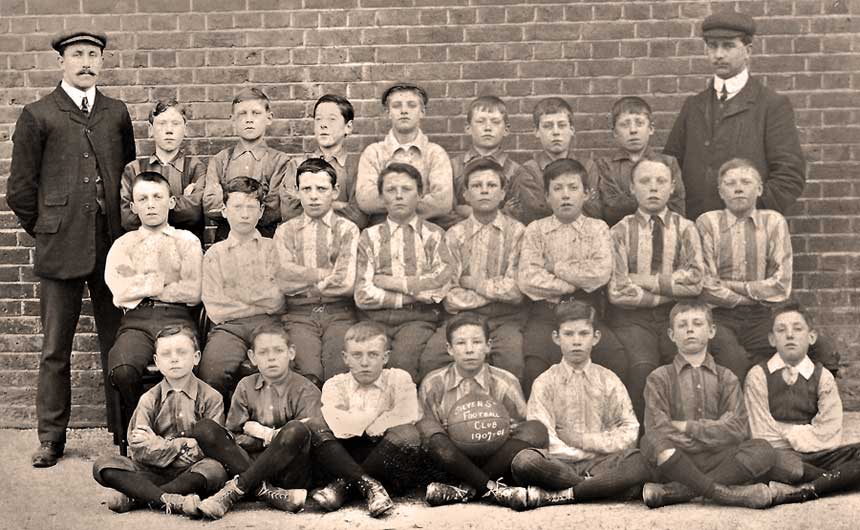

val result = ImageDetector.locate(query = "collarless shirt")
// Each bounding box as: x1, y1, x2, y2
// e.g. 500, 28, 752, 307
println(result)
105, 225, 203, 309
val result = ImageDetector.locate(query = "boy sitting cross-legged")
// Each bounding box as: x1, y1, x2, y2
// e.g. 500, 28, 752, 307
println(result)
745, 303, 860, 505
607, 155, 703, 424
93, 325, 227, 516
197, 177, 285, 405
421, 158, 528, 381
419, 313, 549, 510
192, 323, 393, 519
312, 321, 422, 511
640, 301, 777, 509
509, 302, 655, 510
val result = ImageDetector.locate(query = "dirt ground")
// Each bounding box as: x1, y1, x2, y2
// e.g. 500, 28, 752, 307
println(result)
4, 418, 860, 530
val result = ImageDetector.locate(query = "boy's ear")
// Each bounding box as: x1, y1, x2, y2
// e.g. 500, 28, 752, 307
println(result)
551, 330, 561, 347
667, 327, 676, 343
382, 350, 391, 366
247, 349, 257, 367
446, 342, 454, 358
768, 332, 776, 348
288, 344, 297, 361
148, 122, 155, 139
808, 329, 818, 346
167, 195, 177, 210
707, 323, 716, 340
344, 120, 354, 136
592, 328, 602, 346
193, 350, 201, 367
130, 200, 139, 215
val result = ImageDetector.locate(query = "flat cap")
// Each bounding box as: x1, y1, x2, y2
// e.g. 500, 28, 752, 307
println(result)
51, 29, 108, 53
702, 12, 756, 39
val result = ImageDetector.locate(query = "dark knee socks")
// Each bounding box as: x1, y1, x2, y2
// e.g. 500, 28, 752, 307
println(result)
237, 426, 309, 492
427, 433, 491, 494
481, 438, 530, 484
658, 450, 715, 497
315, 439, 368, 483
574, 454, 653, 501
101, 469, 172, 505
190, 419, 252, 477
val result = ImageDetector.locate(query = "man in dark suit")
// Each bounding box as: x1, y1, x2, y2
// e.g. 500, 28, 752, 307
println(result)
664, 12, 806, 222
7, 28, 136, 467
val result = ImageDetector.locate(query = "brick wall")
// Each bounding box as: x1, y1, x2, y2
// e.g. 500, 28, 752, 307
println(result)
1, 0, 859, 427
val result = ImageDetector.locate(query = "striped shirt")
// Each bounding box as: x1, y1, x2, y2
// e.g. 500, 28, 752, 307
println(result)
128, 375, 224, 468
443, 212, 525, 313
105, 225, 202, 310
273, 209, 359, 304
745, 354, 842, 453
321, 368, 421, 439
279, 147, 368, 229
528, 360, 638, 461
417, 363, 527, 438
355, 216, 453, 310
202, 230, 285, 324
644, 353, 749, 457
444, 148, 546, 226
522, 150, 602, 222
609, 209, 704, 308
120, 150, 205, 232
356, 129, 454, 221
696, 208, 792, 307
518, 214, 612, 302
202, 141, 295, 227
588, 148, 686, 227
226, 371, 323, 432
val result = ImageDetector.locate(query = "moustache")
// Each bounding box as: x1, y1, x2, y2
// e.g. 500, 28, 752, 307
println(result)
77, 69, 95, 75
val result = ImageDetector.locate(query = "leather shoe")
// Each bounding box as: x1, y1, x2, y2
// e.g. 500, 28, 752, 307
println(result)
32, 441, 64, 468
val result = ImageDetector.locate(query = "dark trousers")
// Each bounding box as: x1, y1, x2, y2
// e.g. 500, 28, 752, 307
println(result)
359, 305, 440, 382
37, 213, 121, 444
609, 305, 677, 424
523, 301, 628, 397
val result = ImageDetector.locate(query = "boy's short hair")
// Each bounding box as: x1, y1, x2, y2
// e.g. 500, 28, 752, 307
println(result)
232, 87, 270, 112
771, 301, 816, 331
314, 93, 354, 123
148, 97, 187, 124
630, 154, 673, 183
531, 97, 573, 128
445, 312, 490, 345
381, 82, 429, 108
542, 158, 589, 192
669, 300, 714, 328
222, 176, 264, 205
132, 171, 171, 192
555, 301, 597, 329
155, 324, 199, 352
344, 321, 390, 350
718, 157, 762, 184
467, 95, 509, 124
610, 96, 652, 128
463, 157, 507, 190
296, 157, 338, 188
249, 321, 290, 349
377, 162, 424, 195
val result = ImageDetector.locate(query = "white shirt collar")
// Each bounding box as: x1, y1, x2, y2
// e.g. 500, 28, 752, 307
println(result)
61, 80, 96, 111
386, 215, 420, 234
766, 353, 815, 380
713, 68, 749, 101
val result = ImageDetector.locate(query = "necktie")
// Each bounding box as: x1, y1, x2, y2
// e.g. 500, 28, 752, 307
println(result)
783, 366, 799, 386
81, 96, 89, 114
719, 85, 728, 103
650, 215, 664, 275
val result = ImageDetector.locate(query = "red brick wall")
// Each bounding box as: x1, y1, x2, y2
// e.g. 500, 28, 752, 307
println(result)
1, 1, 859, 427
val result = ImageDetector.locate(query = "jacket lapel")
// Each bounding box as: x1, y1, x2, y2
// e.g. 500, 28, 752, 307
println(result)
51, 84, 90, 127
721, 77, 759, 120
87, 88, 109, 128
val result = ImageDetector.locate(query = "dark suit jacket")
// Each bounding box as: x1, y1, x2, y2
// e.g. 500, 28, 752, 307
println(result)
664, 76, 806, 221
7, 84, 136, 279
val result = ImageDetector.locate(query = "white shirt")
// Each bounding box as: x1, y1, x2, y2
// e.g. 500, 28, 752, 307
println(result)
713, 68, 749, 101
60, 80, 96, 111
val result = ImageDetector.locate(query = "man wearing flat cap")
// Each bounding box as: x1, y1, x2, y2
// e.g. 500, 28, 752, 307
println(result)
664, 11, 806, 221
7, 28, 136, 467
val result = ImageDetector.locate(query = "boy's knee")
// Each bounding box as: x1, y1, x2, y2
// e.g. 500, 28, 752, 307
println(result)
189, 418, 225, 444
383, 424, 421, 450
656, 448, 676, 466
510, 447, 544, 478
512, 420, 549, 448
739, 439, 777, 474
109, 365, 141, 395
271, 420, 311, 450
